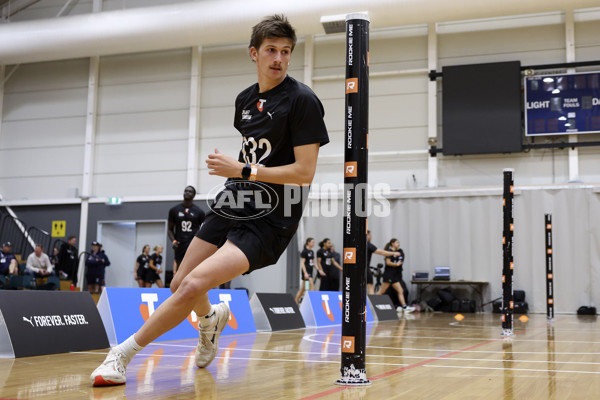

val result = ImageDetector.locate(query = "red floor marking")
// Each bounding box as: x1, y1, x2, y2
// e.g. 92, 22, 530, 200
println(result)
369, 338, 496, 381
299, 327, 529, 400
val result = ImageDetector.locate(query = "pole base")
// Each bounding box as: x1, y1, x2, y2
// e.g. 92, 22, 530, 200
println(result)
335, 365, 372, 386
501, 328, 514, 337
335, 378, 372, 386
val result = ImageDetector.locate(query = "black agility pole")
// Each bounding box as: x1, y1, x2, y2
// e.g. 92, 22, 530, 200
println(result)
336, 12, 370, 386
501, 168, 515, 337
545, 213, 554, 321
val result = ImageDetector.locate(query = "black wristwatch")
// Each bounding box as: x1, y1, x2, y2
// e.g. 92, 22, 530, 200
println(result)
241, 163, 251, 179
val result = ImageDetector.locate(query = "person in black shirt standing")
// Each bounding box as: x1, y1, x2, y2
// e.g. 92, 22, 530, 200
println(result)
146, 245, 165, 288
366, 230, 401, 295
57, 236, 78, 284
377, 238, 415, 313
295, 237, 318, 303
168, 185, 205, 275
92, 14, 329, 386
134, 245, 151, 288
85, 241, 110, 294
317, 238, 341, 291
329, 245, 342, 291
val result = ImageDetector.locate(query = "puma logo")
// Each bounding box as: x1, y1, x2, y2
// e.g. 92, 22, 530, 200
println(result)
267, 111, 274, 120
23, 316, 34, 327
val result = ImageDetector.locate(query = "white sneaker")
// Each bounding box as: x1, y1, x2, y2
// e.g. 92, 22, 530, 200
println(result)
396, 306, 404, 313
90, 348, 128, 386
404, 305, 416, 313
195, 302, 230, 368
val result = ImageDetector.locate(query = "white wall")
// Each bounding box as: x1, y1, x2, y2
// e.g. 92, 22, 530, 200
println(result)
3, 9, 600, 199
94, 49, 191, 197
1, 59, 88, 199
1, 3, 600, 307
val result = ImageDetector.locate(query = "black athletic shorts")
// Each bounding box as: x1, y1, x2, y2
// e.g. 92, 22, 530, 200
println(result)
382, 267, 403, 284
367, 267, 373, 285
145, 269, 160, 284
136, 266, 146, 281
195, 211, 297, 272
302, 265, 314, 281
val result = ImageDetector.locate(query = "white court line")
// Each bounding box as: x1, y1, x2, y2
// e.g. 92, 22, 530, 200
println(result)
71, 351, 408, 367
150, 345, 600, 366
447, 322, 600, 333
423, 364, 600, 375
371, 334, 600, 345
150, 341, 600, 363
74, 352, 600, 375
302, 333, 600, 346
374, 354, 600, 366
303, 333, 600, 355
366, 345, 600, 355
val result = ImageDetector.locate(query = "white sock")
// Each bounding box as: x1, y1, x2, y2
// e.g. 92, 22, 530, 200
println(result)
115, 335, 144, 365
199, 305, 216, 330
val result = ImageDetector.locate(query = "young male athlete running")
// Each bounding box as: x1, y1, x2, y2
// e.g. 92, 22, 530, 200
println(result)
91, 14, 329, 386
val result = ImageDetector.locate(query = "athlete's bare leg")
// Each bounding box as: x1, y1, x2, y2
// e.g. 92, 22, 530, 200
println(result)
133, 239, 249, 347
376, 282, 390, 296
170, 237, 220, 316
391, 282, 407, 307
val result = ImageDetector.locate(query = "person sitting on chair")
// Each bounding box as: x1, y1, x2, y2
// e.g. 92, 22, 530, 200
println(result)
0, 242, 18, 277
25, 244, 54, 277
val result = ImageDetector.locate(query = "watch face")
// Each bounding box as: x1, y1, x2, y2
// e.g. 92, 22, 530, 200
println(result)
242, 164, 251, 179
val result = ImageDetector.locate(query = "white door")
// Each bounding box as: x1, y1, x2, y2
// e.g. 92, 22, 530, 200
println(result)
98, 222, 137, 288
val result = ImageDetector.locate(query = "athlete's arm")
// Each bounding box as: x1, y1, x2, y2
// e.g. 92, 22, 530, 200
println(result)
316, 255, 326, 276
300, 258, 308, 279
167, 220, 178, 248
375, 249, 400, 258
206, 143, 320, 186
385, 257, 396, 267
332, 258, 343, 271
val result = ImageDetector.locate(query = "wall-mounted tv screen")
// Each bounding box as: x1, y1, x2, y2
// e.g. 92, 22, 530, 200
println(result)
525, 71, 600, 136
442, 61, 522, 155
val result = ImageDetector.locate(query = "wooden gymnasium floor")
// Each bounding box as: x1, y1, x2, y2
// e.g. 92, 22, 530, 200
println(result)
1, 312, 600, 399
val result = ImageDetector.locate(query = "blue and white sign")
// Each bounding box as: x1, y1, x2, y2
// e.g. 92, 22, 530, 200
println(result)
299, 291, 374, 327
525, 71, 600, 136
97, 288, 256, 346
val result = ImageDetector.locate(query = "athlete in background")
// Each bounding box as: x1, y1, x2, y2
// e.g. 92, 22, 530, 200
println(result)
168, 186, 205, 274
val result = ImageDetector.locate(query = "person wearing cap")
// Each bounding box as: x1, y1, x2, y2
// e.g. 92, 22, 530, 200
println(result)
85, 241, 111, 294
0, 242, 18, 276
25, 244, 54, 277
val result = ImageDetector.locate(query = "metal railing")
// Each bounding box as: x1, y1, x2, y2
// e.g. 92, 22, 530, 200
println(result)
0, 213, 29, 258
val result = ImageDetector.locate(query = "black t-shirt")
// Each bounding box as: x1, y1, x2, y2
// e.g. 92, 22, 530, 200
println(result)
168, 203, 205, 244
58, 243, 78, 270
212, 76, 329, 230
136, 254, 149, 270
317, 248, 333, 273
150, 253, 162, 270
300, 248, 314, 271
367, 242, 377, 267
386, 249, 405, 271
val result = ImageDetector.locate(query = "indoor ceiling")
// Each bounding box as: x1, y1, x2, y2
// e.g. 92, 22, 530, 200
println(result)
1, 0, 599, 65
